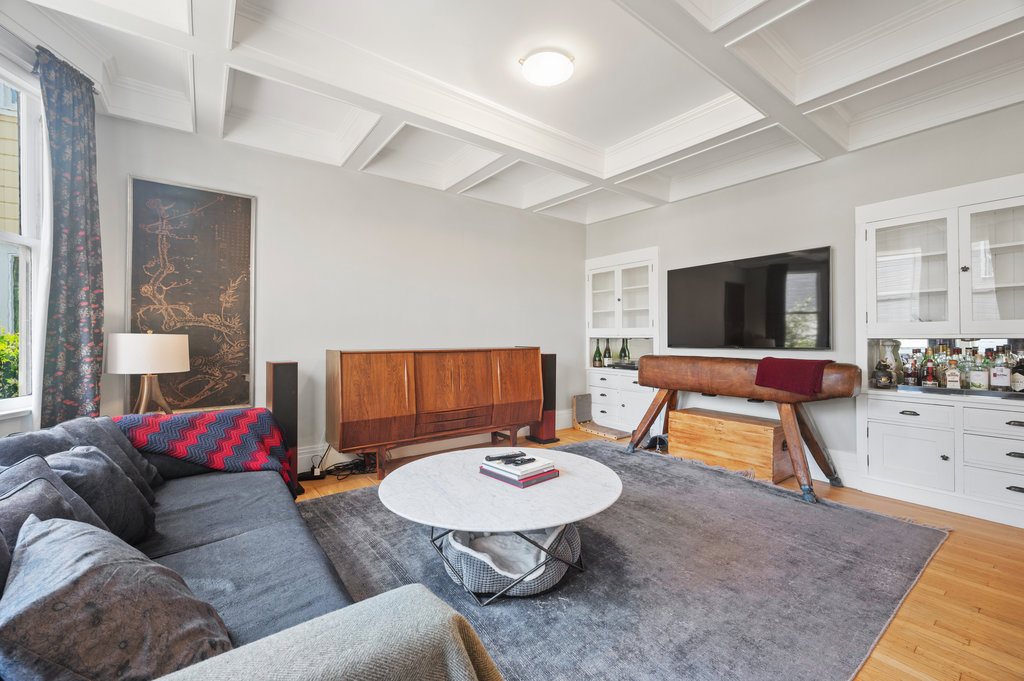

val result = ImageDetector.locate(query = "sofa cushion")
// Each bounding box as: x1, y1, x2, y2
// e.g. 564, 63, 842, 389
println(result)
95, 416, 163, 488
0, 516, 232, 681
0, 429, 74, 466
136, 470, 292, 558
141, 450, 213, 480
46, 446, 155, 544
0, 456, 107, 535
156, 516, 354, 645
53, 417, 157, 503
0, 478, 79, 589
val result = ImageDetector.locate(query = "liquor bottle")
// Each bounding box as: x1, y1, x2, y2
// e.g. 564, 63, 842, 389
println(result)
969, 350, 990, 390
945, 358, 961, 389
990, 348, 1011, 392
904, 355, 919, 386
1012, 352, 1024, 392
593, 339, 603, 368
618, 339, 627, 362
921, 350, 939, 388
936, 345, 949, 388
624, 338, 630, 361
603, 339, 612, 366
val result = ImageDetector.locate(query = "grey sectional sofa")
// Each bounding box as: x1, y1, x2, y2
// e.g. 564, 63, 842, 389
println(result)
0, 415, 502, 681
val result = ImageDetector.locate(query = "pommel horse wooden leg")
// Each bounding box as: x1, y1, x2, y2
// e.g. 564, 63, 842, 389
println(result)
776, 403, 818, 503
794, 404, 843, 488
627, 389, 677, 453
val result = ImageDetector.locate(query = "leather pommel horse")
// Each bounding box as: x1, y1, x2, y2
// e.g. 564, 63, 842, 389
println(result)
626, 356, 861, 502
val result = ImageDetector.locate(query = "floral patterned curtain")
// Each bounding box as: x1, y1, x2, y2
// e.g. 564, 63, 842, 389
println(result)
35, 47, 104, 427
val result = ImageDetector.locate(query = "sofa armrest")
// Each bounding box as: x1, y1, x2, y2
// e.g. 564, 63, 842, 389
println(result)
157, 584, 503, 681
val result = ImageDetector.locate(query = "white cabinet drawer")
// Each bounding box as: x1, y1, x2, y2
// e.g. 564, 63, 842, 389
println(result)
867, 399, 954, 429
867, 421, 955, 491
963, 406, 1024, 438
964, 466, 1024, 508
588, 370, 650, 393
963, 434, 1024, 474
589, 387, 619, 407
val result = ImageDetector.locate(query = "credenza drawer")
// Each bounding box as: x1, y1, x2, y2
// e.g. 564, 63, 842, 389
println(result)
963, 406, 1024, 438
867, 399, 954, 429
964, 466, 1024, 508
963, 434, 1024, 474
416, 414, 492, 435
417, 406, 492, 424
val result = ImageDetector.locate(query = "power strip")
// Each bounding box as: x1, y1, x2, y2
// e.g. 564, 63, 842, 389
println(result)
297, 466, 326, 481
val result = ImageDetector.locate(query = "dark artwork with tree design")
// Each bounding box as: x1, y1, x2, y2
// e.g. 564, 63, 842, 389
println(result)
130, 179, 253, 410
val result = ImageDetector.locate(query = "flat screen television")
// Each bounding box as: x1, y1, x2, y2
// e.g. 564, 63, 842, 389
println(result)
667, 246, 831, 350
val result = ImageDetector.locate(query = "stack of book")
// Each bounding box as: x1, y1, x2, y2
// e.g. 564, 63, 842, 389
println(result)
479, 454, 559, 488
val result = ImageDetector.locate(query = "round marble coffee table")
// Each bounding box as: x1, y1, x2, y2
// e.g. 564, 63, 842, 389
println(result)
378, 447, 622, 605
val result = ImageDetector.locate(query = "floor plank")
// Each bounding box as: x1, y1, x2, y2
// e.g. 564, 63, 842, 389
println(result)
296, 428, 1024, 681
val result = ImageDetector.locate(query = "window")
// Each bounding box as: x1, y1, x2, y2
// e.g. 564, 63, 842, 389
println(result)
0, 72, 44, 411
783, 269, 826, 348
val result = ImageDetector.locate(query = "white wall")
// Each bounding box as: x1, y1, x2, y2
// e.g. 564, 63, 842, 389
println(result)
95, 117, 586, 470
586, 102, 1024, 480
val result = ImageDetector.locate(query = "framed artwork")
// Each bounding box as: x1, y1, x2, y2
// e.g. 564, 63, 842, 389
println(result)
128, 178, 255, 411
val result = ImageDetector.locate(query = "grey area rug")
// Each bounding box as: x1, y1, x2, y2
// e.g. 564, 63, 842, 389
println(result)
298, 440, 947, 681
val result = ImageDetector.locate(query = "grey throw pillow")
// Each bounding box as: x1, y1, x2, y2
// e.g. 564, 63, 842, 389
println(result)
0, 456, 107, 537
0, 429, 74, 467
0, 516, 233, 681
46, 447, 155, 544
53, 417, 157, 504
0, 478, 81, 589
95, 416, 163, 488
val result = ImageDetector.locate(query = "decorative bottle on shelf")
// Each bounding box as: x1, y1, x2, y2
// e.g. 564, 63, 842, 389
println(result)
880, 340, 903, 386
618, 339, 627, 363
904, 353, 919, 386
624, 338, 630, 362
990, 348, 1011, 392
603, 339, 612, 366
593, 339, 603, 368
969, 350, 989, 390
1012, 350, 1024, 392
921, 347, 939, 388
945, 357, 961, 389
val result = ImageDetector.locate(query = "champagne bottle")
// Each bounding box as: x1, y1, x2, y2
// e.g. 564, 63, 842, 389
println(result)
618, 339, 627, 362
603, 339, 611, 366
593, 339, 603, 368
624, 337, 630, 361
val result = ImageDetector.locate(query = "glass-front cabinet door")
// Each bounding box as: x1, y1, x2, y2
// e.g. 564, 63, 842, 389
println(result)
959, 196, 1024, 335
866, 209, 959, 337
588, 267, 617, 332
619, 263, 652, 332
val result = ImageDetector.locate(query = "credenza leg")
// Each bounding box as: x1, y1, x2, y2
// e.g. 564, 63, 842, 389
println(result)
777, 403, 817, 503
509, 427, 518, 446
376, 446, 388, 480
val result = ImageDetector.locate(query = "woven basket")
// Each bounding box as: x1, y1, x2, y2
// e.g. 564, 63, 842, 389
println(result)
441, 524, 581, 596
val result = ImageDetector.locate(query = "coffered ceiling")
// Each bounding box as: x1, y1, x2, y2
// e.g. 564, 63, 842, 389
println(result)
2, 0, 1022, 224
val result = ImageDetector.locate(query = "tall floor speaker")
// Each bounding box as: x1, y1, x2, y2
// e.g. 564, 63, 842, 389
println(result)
266, 361, 302, 494
527, 353, 559, 444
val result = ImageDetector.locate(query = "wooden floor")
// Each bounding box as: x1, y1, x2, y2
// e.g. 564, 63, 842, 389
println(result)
297, 429, 1024, 681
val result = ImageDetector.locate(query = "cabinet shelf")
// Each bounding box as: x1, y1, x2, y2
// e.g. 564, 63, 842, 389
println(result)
592, 288, 615, 295
621, 285, 649, 291
876, 288, 948, 299
973, 239, 1024, 251
972, 282, 1024, 291
876, 249, 946, 260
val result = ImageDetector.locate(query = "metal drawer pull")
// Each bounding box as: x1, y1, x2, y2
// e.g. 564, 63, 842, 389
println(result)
1006, 452, 1024, 459
632, 380, 639, 384
599, 409, 607, 414
1007, 420, 1024, 427
599, 393, 608, 397
599, 377, 607, 381
899, 410, 920, 416
940, 455, 950, 461
1007, 486, 1024, 494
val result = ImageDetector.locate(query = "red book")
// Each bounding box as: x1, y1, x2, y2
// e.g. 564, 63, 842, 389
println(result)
479, 466, 559, 488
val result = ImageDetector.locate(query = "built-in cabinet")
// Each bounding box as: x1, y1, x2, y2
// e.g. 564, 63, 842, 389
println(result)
856, 172, 1024, 528
585, 247, 659, 436
586, 247, 658, 337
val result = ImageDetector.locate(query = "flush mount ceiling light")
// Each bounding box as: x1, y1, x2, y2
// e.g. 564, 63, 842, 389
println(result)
519, 50, 574, 87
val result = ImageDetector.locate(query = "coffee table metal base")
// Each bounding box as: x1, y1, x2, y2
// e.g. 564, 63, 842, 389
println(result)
430, 524, 585, 606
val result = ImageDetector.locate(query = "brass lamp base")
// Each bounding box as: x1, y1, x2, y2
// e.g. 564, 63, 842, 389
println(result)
133, 374, 175, 414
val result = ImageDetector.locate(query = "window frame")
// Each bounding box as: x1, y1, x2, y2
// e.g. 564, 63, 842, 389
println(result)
0, 51, 48, 422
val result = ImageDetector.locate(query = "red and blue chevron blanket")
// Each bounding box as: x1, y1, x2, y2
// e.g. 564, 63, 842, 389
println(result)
114, 408, 297, 496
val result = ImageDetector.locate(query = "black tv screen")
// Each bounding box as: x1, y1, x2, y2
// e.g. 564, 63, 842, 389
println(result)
667, 246, 831, 350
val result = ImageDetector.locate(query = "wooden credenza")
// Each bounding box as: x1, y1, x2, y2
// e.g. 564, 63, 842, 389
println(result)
326, 348, 543, 477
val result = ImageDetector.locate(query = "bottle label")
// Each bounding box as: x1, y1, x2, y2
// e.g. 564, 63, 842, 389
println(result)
991, 367, 1011, 387
946, 369, 961, 389
1012, 373, 1024, 392
970, 370, 989, 390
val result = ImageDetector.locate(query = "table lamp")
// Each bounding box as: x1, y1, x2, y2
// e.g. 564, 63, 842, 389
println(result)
106, 332, 190, 414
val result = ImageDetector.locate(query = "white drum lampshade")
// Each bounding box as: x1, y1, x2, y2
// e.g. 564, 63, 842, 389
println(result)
105, 332, 190, 414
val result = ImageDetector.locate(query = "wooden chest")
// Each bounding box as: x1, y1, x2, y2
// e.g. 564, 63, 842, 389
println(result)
668, 408, 794, 483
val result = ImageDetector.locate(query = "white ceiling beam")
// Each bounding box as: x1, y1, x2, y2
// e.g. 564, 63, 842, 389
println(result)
20, 0, 194, 50
715, 0, 813, 46
613, 0, 845, 160
447, 157, 517, 195
190, 0, 233, 138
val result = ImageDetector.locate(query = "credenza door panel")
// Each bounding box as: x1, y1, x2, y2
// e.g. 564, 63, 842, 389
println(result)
340, 352, 416, 448
415, 351, 492, 413
491, 349, 543, 424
